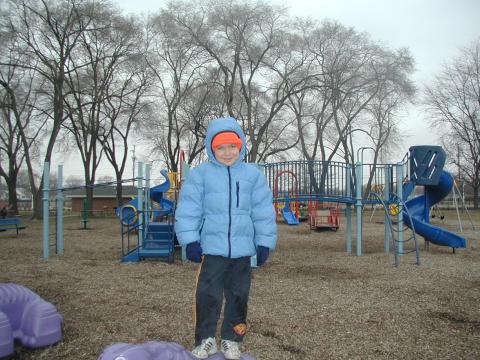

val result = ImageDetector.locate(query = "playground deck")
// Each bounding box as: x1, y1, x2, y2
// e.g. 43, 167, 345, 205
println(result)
0, 215, 479, 359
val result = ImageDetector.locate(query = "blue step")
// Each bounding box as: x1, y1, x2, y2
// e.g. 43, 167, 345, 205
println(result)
138, 248, 172, 257
122, 222, 175, 263
146, 222, 174, 241
122, 247, 174, 262
122, 250, 140, 262
144, 222, 174, 262
147, 222, 172, 231
143, 240, 173, 249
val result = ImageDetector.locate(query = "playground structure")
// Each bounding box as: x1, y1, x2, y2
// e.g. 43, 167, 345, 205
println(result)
39, 162, 179, 263
116, 167, 177, 263
273, 170, 301, 224
0, 283, 63, 358
273, 167, 341, 230
308, 202, 341, 231
40, 145, 469, 266
116, 171, 175, 226
263, 145, 468, 265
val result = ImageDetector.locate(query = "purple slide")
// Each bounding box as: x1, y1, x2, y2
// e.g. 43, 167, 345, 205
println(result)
98, 341, 256, 360
0, 283, 63, 357
404, 171, 466, 248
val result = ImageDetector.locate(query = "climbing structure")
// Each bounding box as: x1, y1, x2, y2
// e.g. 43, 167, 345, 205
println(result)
119, 169, 176, 263
0, 283, 63, 357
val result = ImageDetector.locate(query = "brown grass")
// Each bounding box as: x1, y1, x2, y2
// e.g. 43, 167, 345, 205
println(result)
1, 210, 479, 360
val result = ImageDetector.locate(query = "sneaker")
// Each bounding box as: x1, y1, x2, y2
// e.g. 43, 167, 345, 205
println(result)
191, 337, 217, 359
221, 339, 241, 360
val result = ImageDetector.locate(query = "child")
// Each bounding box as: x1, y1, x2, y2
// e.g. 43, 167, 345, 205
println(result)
175, 117, 277, 359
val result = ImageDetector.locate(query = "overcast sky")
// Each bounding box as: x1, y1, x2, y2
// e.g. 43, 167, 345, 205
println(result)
117, 0, 479, 80
59, 0, 480, 178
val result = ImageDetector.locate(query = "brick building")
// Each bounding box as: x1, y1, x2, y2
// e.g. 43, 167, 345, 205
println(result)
66, 186, 137, 214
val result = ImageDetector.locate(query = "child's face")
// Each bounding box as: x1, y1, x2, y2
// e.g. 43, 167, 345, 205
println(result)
214, 144, 240, 166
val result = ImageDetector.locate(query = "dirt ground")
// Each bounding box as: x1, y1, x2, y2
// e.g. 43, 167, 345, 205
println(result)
1, 211, 479, 360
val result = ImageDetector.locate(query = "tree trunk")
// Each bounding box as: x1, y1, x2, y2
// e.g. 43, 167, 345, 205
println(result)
33, 179, 44, 219
7, 179, 19, 215
113, 166, 124, 208
474, 186, 479, 209
115, 180, 124, 208
86, 186, 94, 217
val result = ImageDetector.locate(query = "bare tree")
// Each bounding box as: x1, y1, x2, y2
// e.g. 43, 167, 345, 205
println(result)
291, 21, 379, 167
178, 70, 226, 165
167, 0, 304, 163
289, 20, 415, 195
361, 48, 415, 196
0, 47, 43, 215
3, 0, 90, 218
63, 3, 144, 209
100, 64, 153, 206
64, 174, 83, 188
288, 19, 338, 163
143, 9, 211, 170
0, 88, 24, 214
424, 39, 480, 208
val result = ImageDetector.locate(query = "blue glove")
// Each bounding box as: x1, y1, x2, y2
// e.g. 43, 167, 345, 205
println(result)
186, 242, 202, 263
256, 246, 270, 266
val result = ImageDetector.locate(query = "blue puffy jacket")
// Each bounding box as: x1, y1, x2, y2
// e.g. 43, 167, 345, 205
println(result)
175, 117, 277, 258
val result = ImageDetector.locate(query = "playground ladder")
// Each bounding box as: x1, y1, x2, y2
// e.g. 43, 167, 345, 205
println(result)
120, 212, 175, 263
370, 192, 420, 267
142, 220, 175, 263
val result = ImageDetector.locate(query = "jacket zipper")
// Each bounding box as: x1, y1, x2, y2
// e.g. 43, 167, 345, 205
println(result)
227, 167, 232, 258
236, 181, 240, 208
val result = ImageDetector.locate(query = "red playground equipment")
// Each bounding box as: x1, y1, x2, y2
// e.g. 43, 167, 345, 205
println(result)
273, 170, 300, 224
308, 202, 341, 231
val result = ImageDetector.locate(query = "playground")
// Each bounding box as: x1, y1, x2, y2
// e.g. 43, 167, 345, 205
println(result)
0, 210, 479, 359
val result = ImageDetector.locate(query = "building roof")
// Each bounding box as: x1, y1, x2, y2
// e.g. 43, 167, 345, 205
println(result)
65, 185, 138, 198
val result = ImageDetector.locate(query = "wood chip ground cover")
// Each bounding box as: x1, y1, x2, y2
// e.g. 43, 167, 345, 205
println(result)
0, 211, 479, 359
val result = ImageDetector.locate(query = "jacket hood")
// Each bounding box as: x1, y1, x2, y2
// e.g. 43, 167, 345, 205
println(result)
205, 117, 246, 166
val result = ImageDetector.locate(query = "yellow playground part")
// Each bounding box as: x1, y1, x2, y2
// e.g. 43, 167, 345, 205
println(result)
389, 203, 400, 216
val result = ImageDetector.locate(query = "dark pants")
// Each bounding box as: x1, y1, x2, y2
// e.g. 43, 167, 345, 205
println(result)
194, 255, 251, 345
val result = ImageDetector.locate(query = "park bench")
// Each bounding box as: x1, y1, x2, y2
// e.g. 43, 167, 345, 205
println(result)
0, 217, 26, 235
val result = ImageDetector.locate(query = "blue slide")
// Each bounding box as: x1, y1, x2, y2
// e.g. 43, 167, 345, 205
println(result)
403, 171, 466, 248
145, 169, 174, 219
282, 205, 300, 225
117, 170, 174, 224
150, 181, 174, 219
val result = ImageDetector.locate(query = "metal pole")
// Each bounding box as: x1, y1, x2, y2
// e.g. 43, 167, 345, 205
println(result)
346, 164, 352, 253
452, 182, 463, 232
181, 161, 190, 262
56, 165, 64, 255
42, 162, 50, 260
145, 163, 151, 227
137, 161, 144, 248
396, 163, 404, 256
131, 145, 136, 186
355, 162, 363, 256
384, 166, 390, 253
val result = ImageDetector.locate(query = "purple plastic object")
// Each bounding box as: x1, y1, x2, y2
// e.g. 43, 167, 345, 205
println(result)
0, 283, 63, 357
97, 341, 256, 360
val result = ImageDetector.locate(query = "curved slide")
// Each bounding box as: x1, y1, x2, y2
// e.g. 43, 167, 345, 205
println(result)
149, 171, 174, 218
117, 170, 174, 224
403, 171, 466, 248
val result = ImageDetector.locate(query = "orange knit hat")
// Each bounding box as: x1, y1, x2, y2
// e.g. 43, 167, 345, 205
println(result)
212, 132, 242, 151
